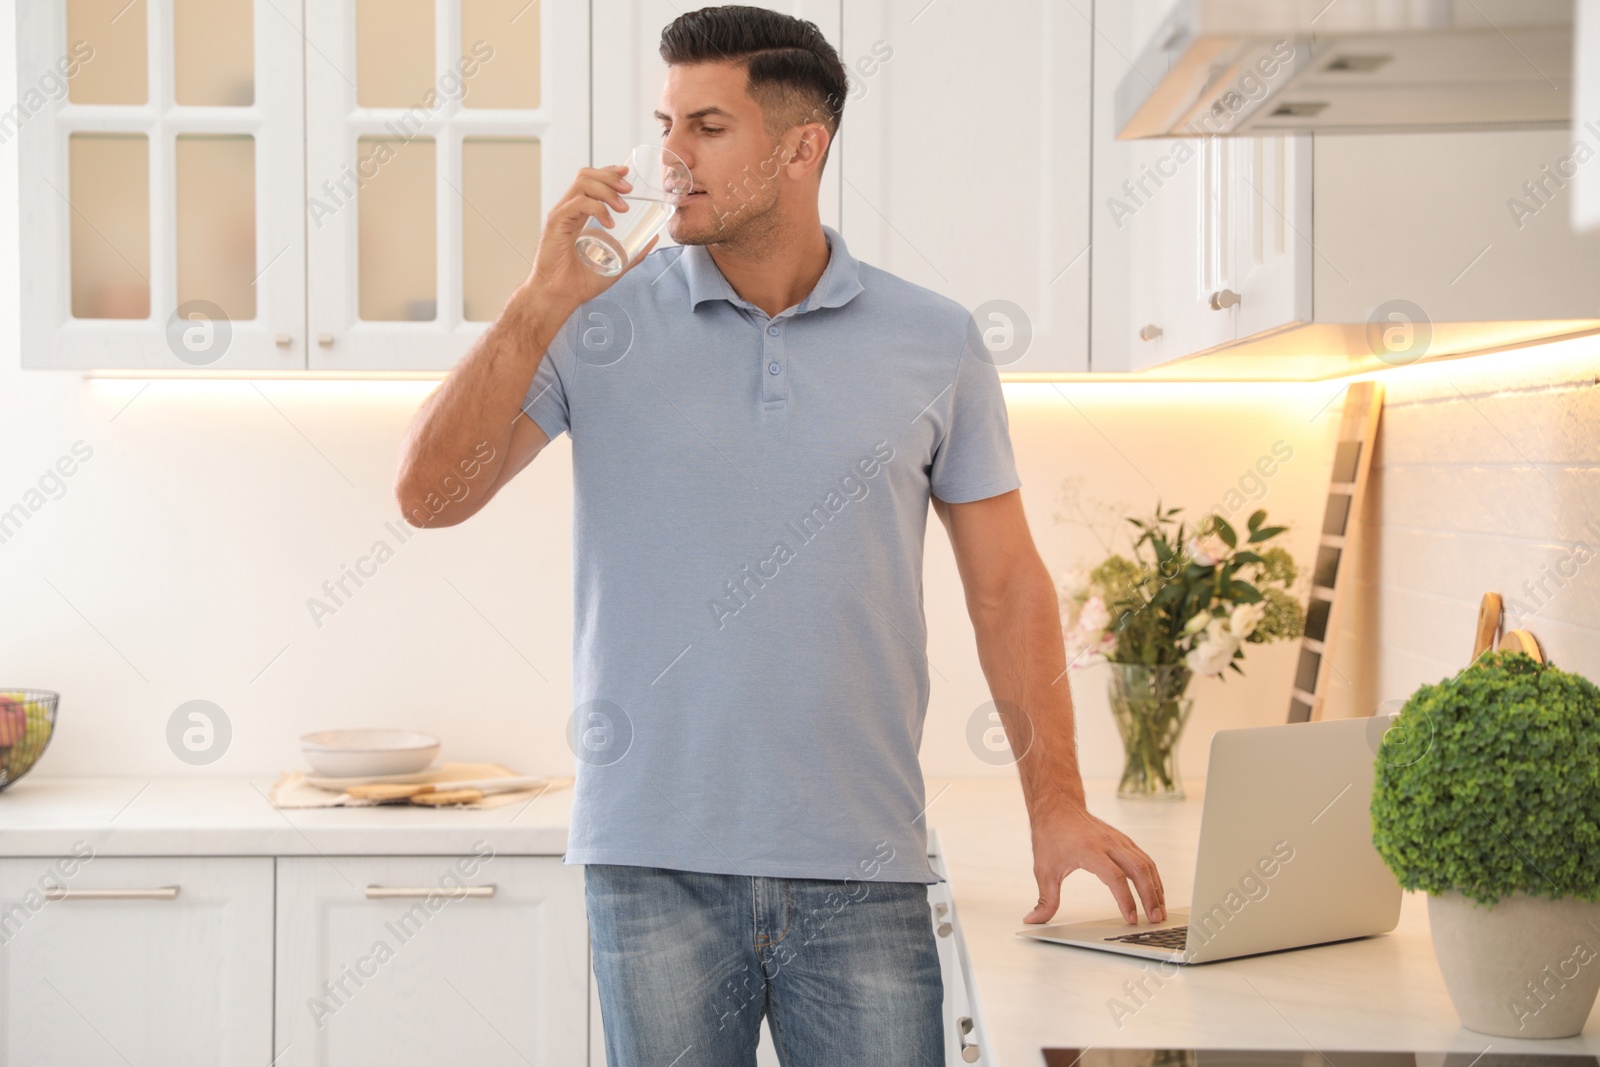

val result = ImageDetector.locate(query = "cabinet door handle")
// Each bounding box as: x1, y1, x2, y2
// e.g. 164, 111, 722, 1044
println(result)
1138, 324, 1163, 341
317, 333, 335, 347
933, 901, 952, 937
958, 1015, 980, 1062
274, 334, 292, 347
365, 885, 495, 899
1209, 289, 1242, 311
45, 886, 179, 900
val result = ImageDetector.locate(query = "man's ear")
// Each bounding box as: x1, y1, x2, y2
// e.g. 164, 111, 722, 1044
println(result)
781, 122, 831, 180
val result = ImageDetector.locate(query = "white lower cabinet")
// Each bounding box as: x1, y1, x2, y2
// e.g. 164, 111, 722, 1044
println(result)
276, 854, 588, 1066
3, 848, 968, 1066
0, 855, 275, 1066
929, 866, 983, 1065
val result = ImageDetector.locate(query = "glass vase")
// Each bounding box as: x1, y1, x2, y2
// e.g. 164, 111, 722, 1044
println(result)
1107, 662, 1194, 800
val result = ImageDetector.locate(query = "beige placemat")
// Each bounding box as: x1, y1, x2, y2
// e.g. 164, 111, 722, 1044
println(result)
268, 761, 572, 809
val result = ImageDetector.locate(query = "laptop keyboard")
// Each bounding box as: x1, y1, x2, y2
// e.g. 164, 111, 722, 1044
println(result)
1105, 925, 1188, 950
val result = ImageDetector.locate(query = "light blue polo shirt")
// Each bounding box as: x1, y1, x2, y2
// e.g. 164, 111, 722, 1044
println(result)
522, 224, 1021, 884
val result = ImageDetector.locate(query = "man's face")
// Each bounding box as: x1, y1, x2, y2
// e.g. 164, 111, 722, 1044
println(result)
653, 61, 807, 246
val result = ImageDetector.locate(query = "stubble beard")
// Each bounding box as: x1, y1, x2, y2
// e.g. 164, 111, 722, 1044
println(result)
668, 183, 784, 254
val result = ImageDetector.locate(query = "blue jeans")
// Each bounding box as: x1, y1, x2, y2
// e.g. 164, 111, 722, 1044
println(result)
584, 863, 945, 1066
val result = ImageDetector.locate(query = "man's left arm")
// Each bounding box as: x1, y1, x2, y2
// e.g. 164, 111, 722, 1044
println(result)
931, 488, 1168, 926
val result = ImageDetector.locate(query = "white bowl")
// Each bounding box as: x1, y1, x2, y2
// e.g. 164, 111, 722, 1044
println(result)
299, 729, 440, 778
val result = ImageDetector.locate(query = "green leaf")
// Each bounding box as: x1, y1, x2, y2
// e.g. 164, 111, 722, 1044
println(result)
1248, 524, 1287, 543
1248, 509, 1267, 532
1369, 651, 1600, 906
1228, 581, 1263, 603
1214, 516, 1237, 548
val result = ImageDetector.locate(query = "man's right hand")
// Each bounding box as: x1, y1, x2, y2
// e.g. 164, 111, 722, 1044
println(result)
526, 164, 660, 308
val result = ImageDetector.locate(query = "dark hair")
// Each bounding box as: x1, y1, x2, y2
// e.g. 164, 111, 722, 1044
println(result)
659, 5, 847, 170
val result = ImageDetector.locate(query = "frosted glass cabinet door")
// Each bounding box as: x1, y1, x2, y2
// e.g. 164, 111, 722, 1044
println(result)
18, 0, 306, 370
840, 0, 1092, 375
275, 855, 589, 1066
306, 0, 590, 371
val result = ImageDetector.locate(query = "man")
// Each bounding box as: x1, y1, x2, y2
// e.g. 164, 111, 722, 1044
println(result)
394, 6, 1165, 1064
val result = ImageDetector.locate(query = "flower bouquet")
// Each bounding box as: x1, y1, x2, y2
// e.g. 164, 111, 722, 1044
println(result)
1058, 506, 1305, 798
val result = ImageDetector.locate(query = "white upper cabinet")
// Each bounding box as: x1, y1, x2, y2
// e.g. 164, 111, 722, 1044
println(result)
18, 0, 306, 370
840, 0, 1092, 375
1577, 0, 1600, 233
1101, 2, 1600, 375
306, 0, 589, 371
591, 0, 842, 237
1094, 0, 1313, 373
18, 0, 589, 372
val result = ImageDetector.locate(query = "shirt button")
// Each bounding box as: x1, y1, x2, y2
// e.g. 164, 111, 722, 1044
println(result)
768, 362, 781, 375
767, 324, 780, 335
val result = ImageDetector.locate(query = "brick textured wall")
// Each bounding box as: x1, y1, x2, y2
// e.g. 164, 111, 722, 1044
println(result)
1324, 339, 1600, 720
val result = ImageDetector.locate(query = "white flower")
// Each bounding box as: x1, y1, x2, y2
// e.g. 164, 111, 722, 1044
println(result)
1186, 534, 1230, 567
1077, 594, 1111, 634
1182, 610, 1212, 637
1185, 634, 1240, 676
1229, 601, 1267, 640
1059, 568, 1092, 601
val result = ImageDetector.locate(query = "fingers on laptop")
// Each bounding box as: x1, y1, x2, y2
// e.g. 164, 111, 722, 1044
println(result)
1091, 838, 1165, 924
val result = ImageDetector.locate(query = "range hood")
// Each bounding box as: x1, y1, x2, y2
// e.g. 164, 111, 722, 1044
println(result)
1116, 0, 1574, 138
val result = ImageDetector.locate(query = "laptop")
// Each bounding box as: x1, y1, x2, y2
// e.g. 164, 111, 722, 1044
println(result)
1016, 716, 1403, 964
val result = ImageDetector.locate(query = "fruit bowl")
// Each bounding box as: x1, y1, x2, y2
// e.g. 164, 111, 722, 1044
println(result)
0, 690, 59, 793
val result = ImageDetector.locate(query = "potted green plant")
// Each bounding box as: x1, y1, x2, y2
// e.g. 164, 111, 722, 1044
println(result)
1057, 506, 1304, 799
1370, 650, 1600, 1038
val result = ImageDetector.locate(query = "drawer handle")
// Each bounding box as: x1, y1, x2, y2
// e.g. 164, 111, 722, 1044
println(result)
933, 901, 952, 937
365, 885, 495, 899
1209, 288, 1241, 311
1138, 323, 1163, 341
958, 1015, 980, 1062
45, 886, 179, 900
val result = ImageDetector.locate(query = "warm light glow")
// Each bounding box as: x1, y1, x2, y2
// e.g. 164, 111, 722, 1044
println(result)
1333, 330, 1600, 391
1002, 380, 1325, 402
81, 325, 1599, 401
85, 375, 442, 412
83, 369, 447, 382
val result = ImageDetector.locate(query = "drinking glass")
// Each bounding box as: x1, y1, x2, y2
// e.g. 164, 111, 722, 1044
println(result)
575, 144, 693, 277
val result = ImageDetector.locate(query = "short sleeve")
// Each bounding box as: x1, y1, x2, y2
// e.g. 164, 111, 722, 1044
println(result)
928, 315, 1023, 503
521, 328, 571, 441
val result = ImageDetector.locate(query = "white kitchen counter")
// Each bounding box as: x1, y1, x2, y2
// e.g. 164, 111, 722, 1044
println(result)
4, 773, 1598, 1063
0, 774, 574, 855
927, 777, 1600, 1065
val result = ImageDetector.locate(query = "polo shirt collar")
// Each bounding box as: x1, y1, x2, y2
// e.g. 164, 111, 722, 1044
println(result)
683, 224, 864, 313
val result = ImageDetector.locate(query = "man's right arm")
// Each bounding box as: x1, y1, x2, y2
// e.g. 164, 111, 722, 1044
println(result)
393, 291, 568, 528
393, 163, 650, 528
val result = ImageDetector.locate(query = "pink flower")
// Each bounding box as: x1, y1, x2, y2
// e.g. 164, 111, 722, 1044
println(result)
1077, 594, 1111, 634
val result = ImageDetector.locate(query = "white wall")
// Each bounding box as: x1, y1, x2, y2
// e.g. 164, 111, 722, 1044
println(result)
1324, 339, 1600, 722
923, 381, 1342, 788
5, 242, 1595, 789
0, 316, 1349, 783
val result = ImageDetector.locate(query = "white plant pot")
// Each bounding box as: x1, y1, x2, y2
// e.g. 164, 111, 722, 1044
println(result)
1428, 890, 1600, 1038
